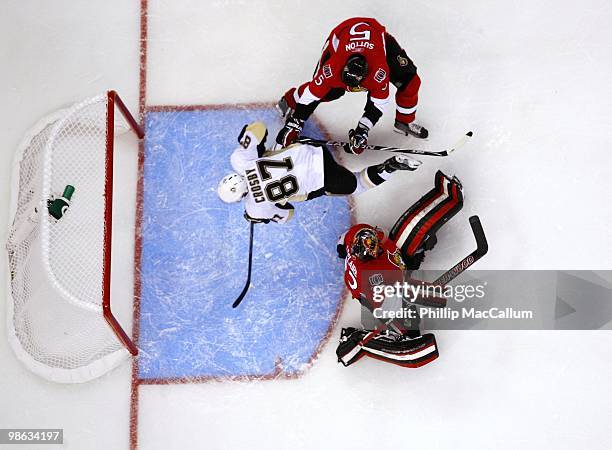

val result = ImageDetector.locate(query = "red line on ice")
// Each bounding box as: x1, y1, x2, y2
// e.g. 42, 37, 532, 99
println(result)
128, 3, 352, 446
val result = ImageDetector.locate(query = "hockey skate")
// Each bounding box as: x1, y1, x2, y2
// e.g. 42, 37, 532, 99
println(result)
276, 89, 295, 118
394, 120, 429, 139
378, 155, 422, 173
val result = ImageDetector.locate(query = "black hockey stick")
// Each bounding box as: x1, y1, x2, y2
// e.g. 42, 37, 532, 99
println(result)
298, 131, 473, 157
433, 215, 488, 286
232, 222, 255, 308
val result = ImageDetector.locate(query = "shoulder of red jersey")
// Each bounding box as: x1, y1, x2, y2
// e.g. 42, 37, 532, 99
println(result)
383, 242, 406, 270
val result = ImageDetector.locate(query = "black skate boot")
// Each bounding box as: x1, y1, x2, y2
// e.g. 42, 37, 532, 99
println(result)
276, 89, 295, 118
394, 120, 429, 139
340, 327, 359, 341
378, 155, 422, 174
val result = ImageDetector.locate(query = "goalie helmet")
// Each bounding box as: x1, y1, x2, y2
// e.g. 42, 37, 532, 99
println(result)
350, 227, 382, 261
342, 54, 368, 87
217, 172, 247, 203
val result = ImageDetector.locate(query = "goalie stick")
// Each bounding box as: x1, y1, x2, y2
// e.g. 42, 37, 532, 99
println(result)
232, 222, 255, 308
433, 215, 488, 286
402, 216, 488, 308
298, 131, 473, 157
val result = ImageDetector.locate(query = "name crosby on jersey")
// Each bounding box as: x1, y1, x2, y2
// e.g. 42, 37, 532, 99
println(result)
245, 168, 265, 203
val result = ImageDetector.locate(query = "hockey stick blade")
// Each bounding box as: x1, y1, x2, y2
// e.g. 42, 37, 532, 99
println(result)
433, 215, 488, 286
387, 131, 473, 157
469, 214, 488, 257
436, 131, 473, 156
298, 131, 473, 157
232, 222, 255, 308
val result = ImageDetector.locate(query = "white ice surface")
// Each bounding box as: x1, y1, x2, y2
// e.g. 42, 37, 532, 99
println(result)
1, 1, 139, 449
2, 0, 612, 449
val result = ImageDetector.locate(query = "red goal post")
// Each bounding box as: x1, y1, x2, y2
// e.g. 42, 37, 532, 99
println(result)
6, 90, 143, 383
103, 91, 143, 356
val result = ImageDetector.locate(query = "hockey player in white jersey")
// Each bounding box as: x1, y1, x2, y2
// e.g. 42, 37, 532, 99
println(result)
217, 121, 421, 223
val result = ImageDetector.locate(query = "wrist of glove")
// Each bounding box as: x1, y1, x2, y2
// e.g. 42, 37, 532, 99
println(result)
346, 123, 369, 154
275, 115, 304, 148
244, 212, 270, 224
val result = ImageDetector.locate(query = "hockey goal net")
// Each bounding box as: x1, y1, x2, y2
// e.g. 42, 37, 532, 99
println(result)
6, 91, 143, 383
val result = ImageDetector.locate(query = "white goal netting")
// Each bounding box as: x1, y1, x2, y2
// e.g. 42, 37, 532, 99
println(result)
6, 93, 138, 383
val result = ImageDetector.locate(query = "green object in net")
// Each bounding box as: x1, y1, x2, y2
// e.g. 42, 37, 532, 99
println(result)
48, 185, 75, 220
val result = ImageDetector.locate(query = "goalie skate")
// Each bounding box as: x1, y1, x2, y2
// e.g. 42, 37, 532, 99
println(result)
336, 328, 439, 368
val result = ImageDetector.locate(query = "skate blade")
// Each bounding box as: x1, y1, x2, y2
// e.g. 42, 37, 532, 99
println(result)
275, 103, 293, 119
393, 127, 428, 140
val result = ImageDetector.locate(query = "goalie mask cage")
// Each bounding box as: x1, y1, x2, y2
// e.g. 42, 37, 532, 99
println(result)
6, 91, 143, 383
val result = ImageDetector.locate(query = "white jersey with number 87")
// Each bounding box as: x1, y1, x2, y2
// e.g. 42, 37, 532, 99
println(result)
230, 123, 325, 223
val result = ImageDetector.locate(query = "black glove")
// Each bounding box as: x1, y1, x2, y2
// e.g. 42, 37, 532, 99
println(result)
276, 115, 304, 148
244, 212, 270, 224
347, 123, 369, 154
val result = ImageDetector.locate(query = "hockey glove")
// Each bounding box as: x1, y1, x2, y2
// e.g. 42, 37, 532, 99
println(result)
275, 115, 304, 148
336, 230, 348, 259
244, 212, 270, 224
347, 123, 369, 154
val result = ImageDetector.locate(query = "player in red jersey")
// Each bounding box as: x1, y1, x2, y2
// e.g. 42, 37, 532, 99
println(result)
335, 171, 464, 368
276, 17, 428, 154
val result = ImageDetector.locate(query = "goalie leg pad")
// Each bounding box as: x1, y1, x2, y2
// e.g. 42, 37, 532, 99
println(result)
389, 170, 464, 262
361, 332, 439, 368
336, 328, 369, 367
336, 328, 439, 368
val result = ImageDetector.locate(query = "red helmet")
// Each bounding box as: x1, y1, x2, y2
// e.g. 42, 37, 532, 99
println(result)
350, 227, 382, 261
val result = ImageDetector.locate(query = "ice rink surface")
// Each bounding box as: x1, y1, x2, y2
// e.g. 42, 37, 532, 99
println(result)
139, 107, 348, 379
2, 1, 612, 449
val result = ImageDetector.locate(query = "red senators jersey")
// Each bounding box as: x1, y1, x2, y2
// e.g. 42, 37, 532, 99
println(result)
300, 18, 391, 110
341, 224, 406, 311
